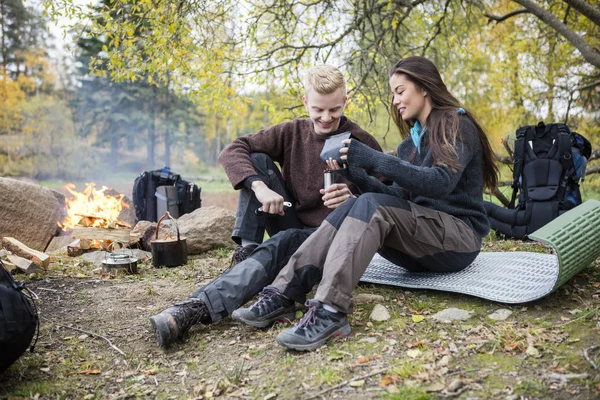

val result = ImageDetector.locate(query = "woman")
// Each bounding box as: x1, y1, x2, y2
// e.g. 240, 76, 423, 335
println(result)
232, 56, 499, 351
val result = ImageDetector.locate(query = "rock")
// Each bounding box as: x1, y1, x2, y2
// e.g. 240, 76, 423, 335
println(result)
424, 382, 445, 392
488, 309, 513, 321
0, 178, 64, 251
132, 206, 235, 254
131, 221, 170, 251
432, 308, 473, 323
176, 206, 236, 254
447, 378, 463, 392
436, 355, 451, 368
354, 293, 385, 304
370, 304, 391, 322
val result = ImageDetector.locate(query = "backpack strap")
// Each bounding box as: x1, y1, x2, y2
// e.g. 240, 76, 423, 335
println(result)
509, 126, 528, 209
556, 124, 578, 202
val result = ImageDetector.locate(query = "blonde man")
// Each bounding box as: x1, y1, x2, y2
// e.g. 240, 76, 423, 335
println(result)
150, 66, 384, 346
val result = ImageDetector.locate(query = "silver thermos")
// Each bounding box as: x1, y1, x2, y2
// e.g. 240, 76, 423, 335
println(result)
324, 171, 334, 190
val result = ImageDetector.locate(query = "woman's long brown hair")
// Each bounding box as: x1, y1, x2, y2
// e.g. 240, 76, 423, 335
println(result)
389, 56, 499, 191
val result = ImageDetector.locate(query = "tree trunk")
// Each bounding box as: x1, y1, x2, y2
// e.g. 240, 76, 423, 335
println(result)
148, 85, 157, 166
215, 118, 221, 166
1, 0, 6, 79
164, 85, 171, 167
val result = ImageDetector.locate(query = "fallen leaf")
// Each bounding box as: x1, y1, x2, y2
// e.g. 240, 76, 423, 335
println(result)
263, 393, 277, 400
412, 315, 425, 323
75, 273, 87, 278
78, 370, 101, 375
348, 380, 365, 387
379, 376, 396, 387
144, 369, 157, 376
228, 339, 237, 345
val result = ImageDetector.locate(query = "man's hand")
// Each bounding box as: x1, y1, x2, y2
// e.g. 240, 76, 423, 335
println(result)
320, 183, 355, 209
251, 181, 285, 215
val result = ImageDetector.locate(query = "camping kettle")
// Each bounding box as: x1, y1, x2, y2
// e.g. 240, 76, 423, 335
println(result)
151, 211, 188, 267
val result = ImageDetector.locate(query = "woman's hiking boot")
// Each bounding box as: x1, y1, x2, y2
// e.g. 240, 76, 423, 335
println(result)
232, 286, 295, 328
149, 298, 210, 347
276, 300, 350, 351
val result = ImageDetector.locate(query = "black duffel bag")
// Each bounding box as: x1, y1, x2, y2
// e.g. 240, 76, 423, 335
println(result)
0, 259, 38, 374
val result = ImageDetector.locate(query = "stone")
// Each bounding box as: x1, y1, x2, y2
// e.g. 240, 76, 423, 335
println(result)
354, 293, 385, 304
432, 308, 473, 323
175, 206, 236, 254
488, 309, 513, 321
447, 378, 463, 392
436, 355, 451, 368
0, 178, 64, 251
131, 221, 170, 252
370, 304, 391, 322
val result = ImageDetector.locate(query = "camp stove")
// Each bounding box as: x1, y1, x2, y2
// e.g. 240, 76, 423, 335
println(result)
102, 244, 138, 274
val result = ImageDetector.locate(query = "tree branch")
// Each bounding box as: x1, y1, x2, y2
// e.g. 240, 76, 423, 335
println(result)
511, 0, 600, 69
484, 8, 530, 23
562, 0, 600, 27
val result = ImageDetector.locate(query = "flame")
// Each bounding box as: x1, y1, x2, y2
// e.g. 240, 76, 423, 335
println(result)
59, 183, 129, 230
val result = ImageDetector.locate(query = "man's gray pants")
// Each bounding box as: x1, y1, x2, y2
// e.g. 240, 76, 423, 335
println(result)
191, 153, 316, 323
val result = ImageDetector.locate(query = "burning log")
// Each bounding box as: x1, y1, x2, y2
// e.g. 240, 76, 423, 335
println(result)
2, 237, 50, 268
72, 226, 131, 242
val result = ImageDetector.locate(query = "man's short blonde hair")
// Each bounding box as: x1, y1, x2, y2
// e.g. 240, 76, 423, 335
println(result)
304, 65, 347, 95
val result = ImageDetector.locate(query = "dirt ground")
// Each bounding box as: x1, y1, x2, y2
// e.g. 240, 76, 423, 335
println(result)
1, 241, 600, 400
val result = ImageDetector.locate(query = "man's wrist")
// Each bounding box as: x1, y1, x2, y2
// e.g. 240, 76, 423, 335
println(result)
243, 176, 264, 190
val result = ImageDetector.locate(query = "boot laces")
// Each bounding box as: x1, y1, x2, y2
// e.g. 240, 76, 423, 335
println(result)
254, 286, 283, 313
297, 303, 318, 329
229, 245, 255, 268
173, 298, 207, 326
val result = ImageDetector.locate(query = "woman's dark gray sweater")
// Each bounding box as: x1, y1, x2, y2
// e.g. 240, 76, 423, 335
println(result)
346, 115, 490, 241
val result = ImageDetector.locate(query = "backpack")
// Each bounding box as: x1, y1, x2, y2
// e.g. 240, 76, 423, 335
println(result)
132, 167, 202, 222
484, 122, 592, 240
0, 260, 38, 373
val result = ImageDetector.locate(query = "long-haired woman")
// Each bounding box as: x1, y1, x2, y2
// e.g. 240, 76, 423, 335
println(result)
232, 56, 499, 351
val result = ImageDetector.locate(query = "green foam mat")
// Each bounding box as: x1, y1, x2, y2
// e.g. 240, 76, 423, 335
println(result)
360, 199, 600, 303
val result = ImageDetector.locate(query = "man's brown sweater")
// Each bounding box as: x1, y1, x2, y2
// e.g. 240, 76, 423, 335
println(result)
219, 117, 383, 227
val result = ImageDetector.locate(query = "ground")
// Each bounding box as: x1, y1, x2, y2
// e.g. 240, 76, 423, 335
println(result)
1, 235, 599, 400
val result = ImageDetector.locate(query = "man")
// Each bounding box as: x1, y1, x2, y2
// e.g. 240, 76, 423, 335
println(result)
149, 65, 384, 346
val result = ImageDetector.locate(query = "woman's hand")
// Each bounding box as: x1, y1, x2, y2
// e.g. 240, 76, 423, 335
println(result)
339, 138, 352, 164
320, 183, 355, 208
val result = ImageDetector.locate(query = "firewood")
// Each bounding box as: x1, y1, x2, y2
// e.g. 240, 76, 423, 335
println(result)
72, 226, 131, 242
7, 254, 41, 274
2, 237, 50, 268
2, 260, 17, 272
80, 239, 91, 250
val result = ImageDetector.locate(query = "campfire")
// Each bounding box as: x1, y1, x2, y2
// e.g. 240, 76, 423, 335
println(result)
59, 183, 132, 253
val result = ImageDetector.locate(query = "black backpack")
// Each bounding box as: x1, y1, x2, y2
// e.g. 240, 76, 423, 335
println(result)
132, 167, 202, 222
485, 122, 592, 239
0, 260, 38, 374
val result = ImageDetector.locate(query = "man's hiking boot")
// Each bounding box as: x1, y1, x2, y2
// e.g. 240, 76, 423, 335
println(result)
229, 244, 258, 268
232, 286, 295, 328
149, 298, 210, 347
276, 300, 350, 351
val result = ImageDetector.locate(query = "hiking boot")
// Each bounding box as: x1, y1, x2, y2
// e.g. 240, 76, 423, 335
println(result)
231, 286, 295, 328
149, 298, 210, 347
276, 300, 351, 351
229, 244, 258, 268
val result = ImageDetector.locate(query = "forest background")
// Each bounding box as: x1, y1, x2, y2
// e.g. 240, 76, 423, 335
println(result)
0, 0, 599, 200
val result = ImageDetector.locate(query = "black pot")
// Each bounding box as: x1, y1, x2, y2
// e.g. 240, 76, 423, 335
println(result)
151, 211, 188, 268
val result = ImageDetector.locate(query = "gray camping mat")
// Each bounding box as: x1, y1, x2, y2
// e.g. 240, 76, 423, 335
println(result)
360, 199, 600, 304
